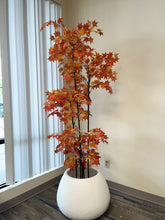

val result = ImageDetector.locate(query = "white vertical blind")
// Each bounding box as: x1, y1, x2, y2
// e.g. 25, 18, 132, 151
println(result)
7, 0, 63, 183
44, 1, 53, 170
56, 4, 64, 166
8, 0, 29, 182
44, 1, 63, 170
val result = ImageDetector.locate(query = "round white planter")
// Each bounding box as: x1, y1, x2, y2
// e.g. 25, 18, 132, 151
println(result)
57, 167, 110, 220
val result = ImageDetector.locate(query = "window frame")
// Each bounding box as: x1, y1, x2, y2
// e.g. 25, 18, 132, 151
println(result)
0, 0, 14, 186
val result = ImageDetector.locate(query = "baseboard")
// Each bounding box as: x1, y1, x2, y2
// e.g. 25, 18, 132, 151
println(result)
0, 174, 62, 213
107, 180, 165, 207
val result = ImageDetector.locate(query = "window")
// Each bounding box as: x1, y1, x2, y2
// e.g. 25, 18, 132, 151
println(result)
0, 48, 6, 186
0, 0, 64, 186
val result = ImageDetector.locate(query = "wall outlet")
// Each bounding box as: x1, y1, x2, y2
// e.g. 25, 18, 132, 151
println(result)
105, 160, 110, 168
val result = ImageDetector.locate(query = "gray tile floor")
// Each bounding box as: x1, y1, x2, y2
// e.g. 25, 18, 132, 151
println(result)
0, 182, 165, 220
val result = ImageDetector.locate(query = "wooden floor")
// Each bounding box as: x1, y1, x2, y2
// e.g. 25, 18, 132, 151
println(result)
0, 181, 165, 220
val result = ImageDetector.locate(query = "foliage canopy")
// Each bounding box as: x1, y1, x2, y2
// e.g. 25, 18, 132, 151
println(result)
41, 19, 119, 178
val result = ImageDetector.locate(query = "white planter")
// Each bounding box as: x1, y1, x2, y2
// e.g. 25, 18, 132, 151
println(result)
57, 167, 110, 220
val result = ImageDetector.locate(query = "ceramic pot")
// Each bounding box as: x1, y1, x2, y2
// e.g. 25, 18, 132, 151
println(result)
57, 167, 110, 220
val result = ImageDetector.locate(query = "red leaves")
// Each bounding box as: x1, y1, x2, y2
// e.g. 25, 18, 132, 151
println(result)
50, 126, 108, 169
92, 20, 98, 27
81, 128, 108, 150
58, 18, 63, 24
41, 19, 119, 171
44, 88, 91, 125
40, 21, 52, 31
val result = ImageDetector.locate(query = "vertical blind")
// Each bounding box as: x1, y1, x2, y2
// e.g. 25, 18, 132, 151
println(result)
7, 0, 64, 183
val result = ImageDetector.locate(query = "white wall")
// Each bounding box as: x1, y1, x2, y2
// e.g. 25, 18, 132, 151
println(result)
63, 0, 165, 197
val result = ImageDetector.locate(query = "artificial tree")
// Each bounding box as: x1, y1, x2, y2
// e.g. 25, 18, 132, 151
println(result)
41, 19, 119, 179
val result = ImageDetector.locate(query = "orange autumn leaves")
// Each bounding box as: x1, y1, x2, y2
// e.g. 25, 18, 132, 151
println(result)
42, 19, 119, 170
45, 88, 90, 124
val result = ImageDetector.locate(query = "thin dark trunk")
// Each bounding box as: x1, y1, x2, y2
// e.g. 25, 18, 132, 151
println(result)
87, 103, 90, 178
82, 162, 85, 178
70, 101, 77, 178
72, 52, 84, 178
87, 159, 89, 178
75, 159, 77, 178
87, 75, 91, 178
73, 120, 78, 178
73, 75, 84, 178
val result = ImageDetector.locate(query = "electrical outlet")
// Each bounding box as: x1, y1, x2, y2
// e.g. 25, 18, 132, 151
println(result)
105, 160, 110, 168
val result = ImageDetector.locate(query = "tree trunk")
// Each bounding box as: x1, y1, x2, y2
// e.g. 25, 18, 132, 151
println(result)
87, 75, 91, 178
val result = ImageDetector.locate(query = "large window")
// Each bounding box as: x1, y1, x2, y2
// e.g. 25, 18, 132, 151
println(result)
0, 0, 64, 186
0, 48, 6, 186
